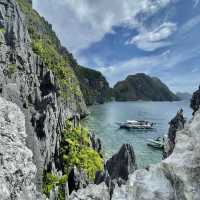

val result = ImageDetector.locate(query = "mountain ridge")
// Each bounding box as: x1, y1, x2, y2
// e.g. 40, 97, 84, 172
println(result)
176, 92, 192, 100
113, 73, 179, 101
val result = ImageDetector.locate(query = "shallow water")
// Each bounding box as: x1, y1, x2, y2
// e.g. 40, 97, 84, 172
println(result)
82, 100, 192, 168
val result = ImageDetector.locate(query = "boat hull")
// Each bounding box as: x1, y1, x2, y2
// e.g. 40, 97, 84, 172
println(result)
119, 125, 153, 130
147, 143, 164, 149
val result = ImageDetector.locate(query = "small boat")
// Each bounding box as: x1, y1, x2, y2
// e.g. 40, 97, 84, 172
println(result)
147, 137, 164, 149
116, 120, 154, 129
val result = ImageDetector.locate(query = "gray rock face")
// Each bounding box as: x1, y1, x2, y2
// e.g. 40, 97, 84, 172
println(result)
163, 109, 185, 158
69, 183, 110, 200
68, 167, 88, 194
95, 168, 111, 186
0, 0, 87, 193
0, 97, 44, 200
191, 85, 200, 115
112, 165, 174, 200
106, 144, 137, 181
90, 133, 102, 155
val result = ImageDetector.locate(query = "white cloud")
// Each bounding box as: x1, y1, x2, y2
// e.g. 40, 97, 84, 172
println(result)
179, 15, 200, 34
33, 0, 171, 54
127, 22, 177, 51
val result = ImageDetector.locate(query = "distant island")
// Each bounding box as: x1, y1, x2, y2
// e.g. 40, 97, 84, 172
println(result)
176, 92, 192, 100
113, 73, 179, 101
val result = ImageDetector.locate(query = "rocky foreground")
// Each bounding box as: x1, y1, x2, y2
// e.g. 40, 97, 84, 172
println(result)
69, 87, 200, 200
0, 94, 197, 200
1, 88, 200, 199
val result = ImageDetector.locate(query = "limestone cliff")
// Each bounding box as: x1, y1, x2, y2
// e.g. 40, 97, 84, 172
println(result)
0, 0, 87, 194
72, 65, 112, 105
65, 53, 112, 105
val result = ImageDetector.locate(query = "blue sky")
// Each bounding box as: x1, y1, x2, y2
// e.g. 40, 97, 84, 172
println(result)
33, 0, 200, 93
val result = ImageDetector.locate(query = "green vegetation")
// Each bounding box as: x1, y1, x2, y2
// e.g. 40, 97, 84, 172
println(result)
0, 27, 5, 33
42, 121, 103, 198
113, 73, 179, 101
42, 172, 67, 199
61, 121, 103, 180
16, 0, 82, 100
73, 65, 112, 105
31, 39, 81, 99
7, 64, 16, 77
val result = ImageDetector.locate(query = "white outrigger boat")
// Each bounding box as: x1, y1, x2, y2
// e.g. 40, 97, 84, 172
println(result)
147, 137, 164, 149
116, 120, 154, 130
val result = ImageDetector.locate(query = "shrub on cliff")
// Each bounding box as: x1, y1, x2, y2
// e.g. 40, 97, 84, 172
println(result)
61, 121, 103, 180
42, 172, 67, 199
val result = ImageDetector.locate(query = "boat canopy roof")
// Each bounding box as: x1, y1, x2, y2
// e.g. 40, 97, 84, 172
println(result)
126, 120, 138, 123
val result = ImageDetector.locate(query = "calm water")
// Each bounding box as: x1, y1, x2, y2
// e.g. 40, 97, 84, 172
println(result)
83, 101, 192, 168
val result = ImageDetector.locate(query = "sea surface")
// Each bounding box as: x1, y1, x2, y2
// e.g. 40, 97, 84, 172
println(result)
82, 100, 192, 168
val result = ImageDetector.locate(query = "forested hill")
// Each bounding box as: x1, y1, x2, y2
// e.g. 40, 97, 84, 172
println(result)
113, 73, 179, 101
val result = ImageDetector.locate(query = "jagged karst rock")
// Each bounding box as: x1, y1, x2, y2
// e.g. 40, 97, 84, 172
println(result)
69, 182, 110, 200
68, 167, 88, 194
106, 144, 137, 181
95, 167, 111, 186
40, 71, 57, 96
90, 132, 102, 155
95, 164, 128, 199
163, 109, 185, 158
0, 97, 44, 200
191, 85, 200, 115
112, 165, 175, 200
70, 144, 136, 199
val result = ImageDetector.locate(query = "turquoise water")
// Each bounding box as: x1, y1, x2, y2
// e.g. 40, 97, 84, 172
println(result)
83, 101, 192, 168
